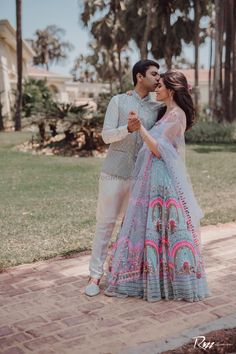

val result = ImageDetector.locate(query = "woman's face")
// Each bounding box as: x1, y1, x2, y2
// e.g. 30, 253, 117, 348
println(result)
155, 78, 171, 102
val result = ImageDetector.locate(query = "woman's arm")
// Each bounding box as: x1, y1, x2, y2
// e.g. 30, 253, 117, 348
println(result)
140, 125, 161, 158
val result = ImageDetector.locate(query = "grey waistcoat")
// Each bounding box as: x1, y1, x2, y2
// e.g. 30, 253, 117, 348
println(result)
101, 92, 161, 179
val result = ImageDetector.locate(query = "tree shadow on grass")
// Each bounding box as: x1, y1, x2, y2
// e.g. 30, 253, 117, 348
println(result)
192, 144, 236, 154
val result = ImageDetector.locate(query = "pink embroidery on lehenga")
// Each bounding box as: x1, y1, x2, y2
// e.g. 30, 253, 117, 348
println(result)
145, 240, 159, 254
166, 198, 182, 209
150, 198, 181, 209
171, 241, 196, 261
149, 197, 164, 208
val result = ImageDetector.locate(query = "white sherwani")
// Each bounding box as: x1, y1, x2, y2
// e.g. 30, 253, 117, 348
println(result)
89, 91, 161, 278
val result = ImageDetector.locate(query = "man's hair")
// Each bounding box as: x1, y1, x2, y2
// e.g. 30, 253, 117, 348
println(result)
132, 59, 160, 86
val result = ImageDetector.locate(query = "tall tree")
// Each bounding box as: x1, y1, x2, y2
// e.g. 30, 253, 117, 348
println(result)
224, 0, 233, 121
140, 0, 154, 59
149, 1, 195, 69
15, 0, 22, 131
79, 0, 212, 94
72, 44, 130, 94
28, 25, 74, 70
212, 0, 224, 121
211, 0, 236, 122
71, 54, 97, 82
207, 18, 214, 109
80, 0, 130, 92
232, 1, 236, 120
193, 0, 200, 113
0, 91, 4, 131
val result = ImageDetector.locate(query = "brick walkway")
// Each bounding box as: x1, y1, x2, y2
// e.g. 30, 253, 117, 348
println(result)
0, 222, 236, 354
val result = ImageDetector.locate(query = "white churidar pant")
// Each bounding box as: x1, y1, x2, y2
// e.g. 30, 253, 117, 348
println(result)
89, 172, 131, 278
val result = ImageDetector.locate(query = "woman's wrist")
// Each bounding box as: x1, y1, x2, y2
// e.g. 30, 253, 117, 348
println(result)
140, 125, 148, 140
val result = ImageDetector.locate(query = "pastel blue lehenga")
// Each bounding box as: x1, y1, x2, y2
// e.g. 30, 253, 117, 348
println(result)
105, 108, 210, 302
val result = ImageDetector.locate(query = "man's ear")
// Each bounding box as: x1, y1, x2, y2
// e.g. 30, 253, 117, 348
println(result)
137, 73, 143, 82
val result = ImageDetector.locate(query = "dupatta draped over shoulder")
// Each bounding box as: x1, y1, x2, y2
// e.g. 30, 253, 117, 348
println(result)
131, 108, 203, 249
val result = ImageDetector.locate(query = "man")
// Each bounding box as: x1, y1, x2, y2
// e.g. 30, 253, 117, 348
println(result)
85, 59, 161, 296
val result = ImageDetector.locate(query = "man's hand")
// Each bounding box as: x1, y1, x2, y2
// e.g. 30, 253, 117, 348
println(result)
127, 111, 141, 133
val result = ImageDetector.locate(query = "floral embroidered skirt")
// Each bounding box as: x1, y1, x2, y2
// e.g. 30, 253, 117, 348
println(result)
105, 157, 210, 302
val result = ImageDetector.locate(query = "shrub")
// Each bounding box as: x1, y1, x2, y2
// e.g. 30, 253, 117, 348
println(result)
21, 78, 107, 152
186, 121, 236, 144
22, 78, 56, 118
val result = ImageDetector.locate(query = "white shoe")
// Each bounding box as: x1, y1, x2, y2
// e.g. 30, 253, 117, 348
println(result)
84, 279, 100, 297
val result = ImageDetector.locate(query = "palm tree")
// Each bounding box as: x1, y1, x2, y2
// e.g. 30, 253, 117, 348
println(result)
193, 0, 200, 113
212, 0, 224, 121
140, 0, 154, 59
28, 25, 74, 70
71, 54, 97, 82
224, 0, 233, 121
15, 0, 22, 131
207, 18, 214, 110
80, 0, 130, 92
232, 1, 236, 120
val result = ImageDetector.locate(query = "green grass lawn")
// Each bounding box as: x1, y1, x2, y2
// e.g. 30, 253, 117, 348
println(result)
0, 132, 236, 269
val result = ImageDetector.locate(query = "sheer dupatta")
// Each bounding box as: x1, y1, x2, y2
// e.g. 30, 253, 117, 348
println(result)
131, 108, 203, 250
156, 109, 203, 239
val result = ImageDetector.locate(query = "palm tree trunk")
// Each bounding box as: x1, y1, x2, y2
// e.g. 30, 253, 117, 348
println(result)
0, 102, 4, 131
117, 49, 123, 91
194, 0, 200, 114
164, 3, 172, 69
109, 78, 113, 95
140, 0, 153, 59
213, 0, 224, 121
208, 29, 213, 110
224, 0, 233, 122
164, 55, 172, 70
15, 0, 22, 131
232, 1, 236, 120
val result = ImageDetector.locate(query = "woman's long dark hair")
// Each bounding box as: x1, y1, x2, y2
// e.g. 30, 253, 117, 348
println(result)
157, 71, 195, 131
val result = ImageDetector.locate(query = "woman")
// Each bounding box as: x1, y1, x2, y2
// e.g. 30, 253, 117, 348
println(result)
105, 70, 210, 302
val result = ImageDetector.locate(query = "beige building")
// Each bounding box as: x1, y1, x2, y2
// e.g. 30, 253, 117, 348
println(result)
27, 66, 109, 107
0, 19, 35, 128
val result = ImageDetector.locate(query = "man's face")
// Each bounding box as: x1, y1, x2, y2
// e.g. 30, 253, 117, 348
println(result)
141, 66, 160, 92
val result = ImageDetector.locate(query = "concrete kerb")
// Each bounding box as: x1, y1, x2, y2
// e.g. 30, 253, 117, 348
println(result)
120, 312, 236, 354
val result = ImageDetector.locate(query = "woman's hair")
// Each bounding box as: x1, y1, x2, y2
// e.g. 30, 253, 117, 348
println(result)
159, 70, 195, 130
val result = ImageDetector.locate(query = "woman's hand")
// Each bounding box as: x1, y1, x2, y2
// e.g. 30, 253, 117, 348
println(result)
127, 111, 141, 132
126, 90, 133, 96
140, 125, 161, 158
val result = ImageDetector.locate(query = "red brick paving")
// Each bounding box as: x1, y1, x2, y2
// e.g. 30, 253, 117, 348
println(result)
0, 222, 235, 354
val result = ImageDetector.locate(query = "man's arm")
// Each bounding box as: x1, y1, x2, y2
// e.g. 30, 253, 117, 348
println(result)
101, 96, 130, 144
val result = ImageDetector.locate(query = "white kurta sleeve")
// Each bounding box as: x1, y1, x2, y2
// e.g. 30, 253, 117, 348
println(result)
101, 96, 130, 144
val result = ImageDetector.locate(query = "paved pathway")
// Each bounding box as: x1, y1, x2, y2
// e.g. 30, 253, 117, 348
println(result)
0, 222, 236, 354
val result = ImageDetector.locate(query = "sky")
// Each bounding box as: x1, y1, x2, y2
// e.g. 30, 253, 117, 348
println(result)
1, 0, 211, 76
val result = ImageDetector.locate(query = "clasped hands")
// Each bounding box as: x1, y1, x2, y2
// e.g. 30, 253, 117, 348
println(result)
127, 111, 141, 133
128, 111, 161, 159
